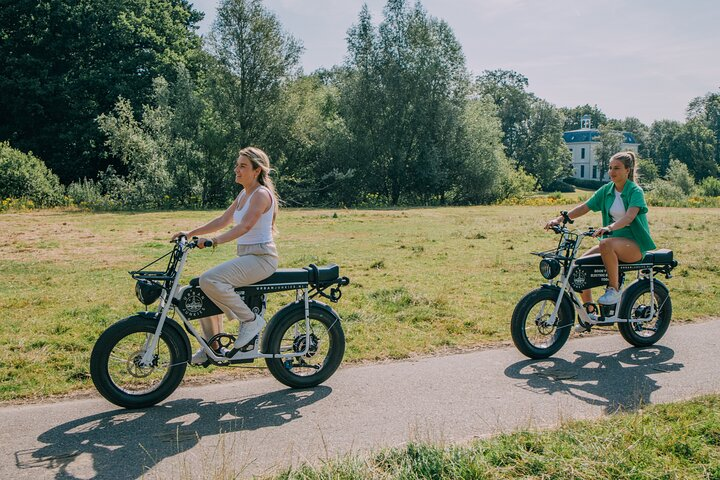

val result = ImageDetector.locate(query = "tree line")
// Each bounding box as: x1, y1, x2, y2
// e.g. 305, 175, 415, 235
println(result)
1, 0, 719, 209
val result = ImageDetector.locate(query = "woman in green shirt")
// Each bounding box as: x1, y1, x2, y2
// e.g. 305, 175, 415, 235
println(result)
545, 151, 656, 316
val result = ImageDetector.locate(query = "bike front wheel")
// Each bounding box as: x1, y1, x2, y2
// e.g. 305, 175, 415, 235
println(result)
264, 307, 345, 388
511, 288, 573, 359
618, 280, 672, 347
90, 316, 188, 409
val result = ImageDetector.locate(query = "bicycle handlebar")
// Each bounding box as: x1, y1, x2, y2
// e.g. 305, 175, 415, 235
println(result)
171, 236, 214, 249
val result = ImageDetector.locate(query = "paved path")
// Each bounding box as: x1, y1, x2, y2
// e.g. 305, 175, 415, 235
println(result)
2, 319, 719, 479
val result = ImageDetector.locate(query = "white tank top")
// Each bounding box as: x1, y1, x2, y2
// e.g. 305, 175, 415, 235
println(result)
609, 189, 626, 222
233, 187, 274, 245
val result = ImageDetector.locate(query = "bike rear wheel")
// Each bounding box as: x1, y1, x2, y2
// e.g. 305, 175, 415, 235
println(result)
511, 288, 573, 359
265, 307, 345, 388
90, 316, 188, 409
618, 281, 672, 347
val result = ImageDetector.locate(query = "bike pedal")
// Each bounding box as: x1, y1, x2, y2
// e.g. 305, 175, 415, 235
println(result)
228, 358, 254, 364
239, 335, 259, 352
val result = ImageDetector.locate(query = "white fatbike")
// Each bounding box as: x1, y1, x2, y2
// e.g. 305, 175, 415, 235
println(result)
90, 236, 350, 409
511, 211, 677, 359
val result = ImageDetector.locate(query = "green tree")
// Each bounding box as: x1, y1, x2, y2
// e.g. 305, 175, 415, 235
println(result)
207, 0, 303, 152
595, 126, 625, 182
648, 120, 683, 175
674, 119, 717, 180
515, 100, 572, 190
477, 70, 570, 189
686, 90, 720, 177
607, 117, 650, 158
267, 74, 356, 206
450, 99, 526, 203
560, 105, 608, 132
342, 0, 472, 205
476, 69, 533, 162
0, 0, 203, 182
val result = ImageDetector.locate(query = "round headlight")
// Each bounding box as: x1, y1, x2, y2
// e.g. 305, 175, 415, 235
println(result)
135, 280, 163, 305
539, 258, 561, 280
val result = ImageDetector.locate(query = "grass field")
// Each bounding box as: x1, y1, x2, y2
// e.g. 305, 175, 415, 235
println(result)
270, 394, 720, 479
1, 204, 719, 401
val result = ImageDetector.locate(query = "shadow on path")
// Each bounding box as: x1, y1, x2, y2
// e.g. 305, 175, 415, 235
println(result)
16, 386, 331, 480
504, 346, 683, 413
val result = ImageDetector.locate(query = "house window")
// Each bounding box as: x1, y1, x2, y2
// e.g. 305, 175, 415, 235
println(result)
580, 165, 585, 178
592, 166, 597, 179
581, 148, 586, 159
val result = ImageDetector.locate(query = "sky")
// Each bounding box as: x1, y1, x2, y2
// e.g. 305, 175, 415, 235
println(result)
190, 0, 720, 126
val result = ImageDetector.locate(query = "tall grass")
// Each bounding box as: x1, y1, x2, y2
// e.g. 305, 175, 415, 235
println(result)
271, 394, 720, 479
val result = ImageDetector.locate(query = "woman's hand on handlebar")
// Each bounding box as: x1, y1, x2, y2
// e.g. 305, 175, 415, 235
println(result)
592, 226, 611, 238
171, 231, 189, 242
544, 217, 562, 230
196, 237, 214, 249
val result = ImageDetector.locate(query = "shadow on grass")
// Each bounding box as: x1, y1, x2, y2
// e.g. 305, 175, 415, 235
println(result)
504, 346, 683, 414
17, 386, 331, 480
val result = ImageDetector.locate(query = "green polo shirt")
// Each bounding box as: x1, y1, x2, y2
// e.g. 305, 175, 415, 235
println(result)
584, 180, 656, 255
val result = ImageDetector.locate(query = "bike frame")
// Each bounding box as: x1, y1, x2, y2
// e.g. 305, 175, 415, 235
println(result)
542, 228, 657, 328
138, 237, 318, 368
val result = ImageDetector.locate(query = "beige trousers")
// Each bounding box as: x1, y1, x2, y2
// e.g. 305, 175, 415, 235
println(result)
199, 242, 278, 323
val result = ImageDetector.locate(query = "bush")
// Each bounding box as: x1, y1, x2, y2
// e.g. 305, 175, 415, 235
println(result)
646, 180, 688, 206
697, 176, 720, 197
66, 178, 119, 210
564, 177, 607, 190
635, 157, 659, 184
0, 142, 64, 207
543, 179, 575, 193
665, 159, 695, 195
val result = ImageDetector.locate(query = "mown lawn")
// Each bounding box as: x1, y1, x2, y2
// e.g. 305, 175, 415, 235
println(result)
1, 205, 718, 400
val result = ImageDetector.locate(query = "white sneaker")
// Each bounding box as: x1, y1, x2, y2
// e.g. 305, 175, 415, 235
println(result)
191, 348, 208, 365
234, 314, 266, 349
598, 287, 621, 305
574, 323, 591, 333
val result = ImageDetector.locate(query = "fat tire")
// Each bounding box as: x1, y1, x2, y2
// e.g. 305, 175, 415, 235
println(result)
264, 307, 345, 388
90, 316, 188, 409
618, 280, 672, 347
511, 288, 573, 359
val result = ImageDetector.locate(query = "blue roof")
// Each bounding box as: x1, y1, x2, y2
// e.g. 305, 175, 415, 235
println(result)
563, 129, 638, 144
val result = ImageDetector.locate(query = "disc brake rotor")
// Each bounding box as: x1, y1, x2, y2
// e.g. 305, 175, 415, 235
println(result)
128, 350, 158, 378
292, 333, 319, 357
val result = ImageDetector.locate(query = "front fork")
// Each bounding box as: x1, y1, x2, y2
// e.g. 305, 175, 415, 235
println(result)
138, 246, 190, 367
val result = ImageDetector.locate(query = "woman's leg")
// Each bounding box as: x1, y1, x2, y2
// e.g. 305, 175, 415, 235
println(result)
198, 314, 223, 348
199, 253, 277, 322
599, 237, 642, 290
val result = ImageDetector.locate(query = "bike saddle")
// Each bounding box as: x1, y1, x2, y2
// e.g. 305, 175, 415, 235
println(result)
575, 249, 674, 267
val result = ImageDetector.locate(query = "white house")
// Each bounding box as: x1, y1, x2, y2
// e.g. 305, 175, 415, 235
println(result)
564, 115, 639, 180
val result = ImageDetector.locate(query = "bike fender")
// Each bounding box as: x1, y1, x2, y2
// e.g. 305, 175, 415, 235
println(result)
618, 278, 669, 316
261, 300, 341, 353
134, 312, 192, 360
539, 284, 576, 321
